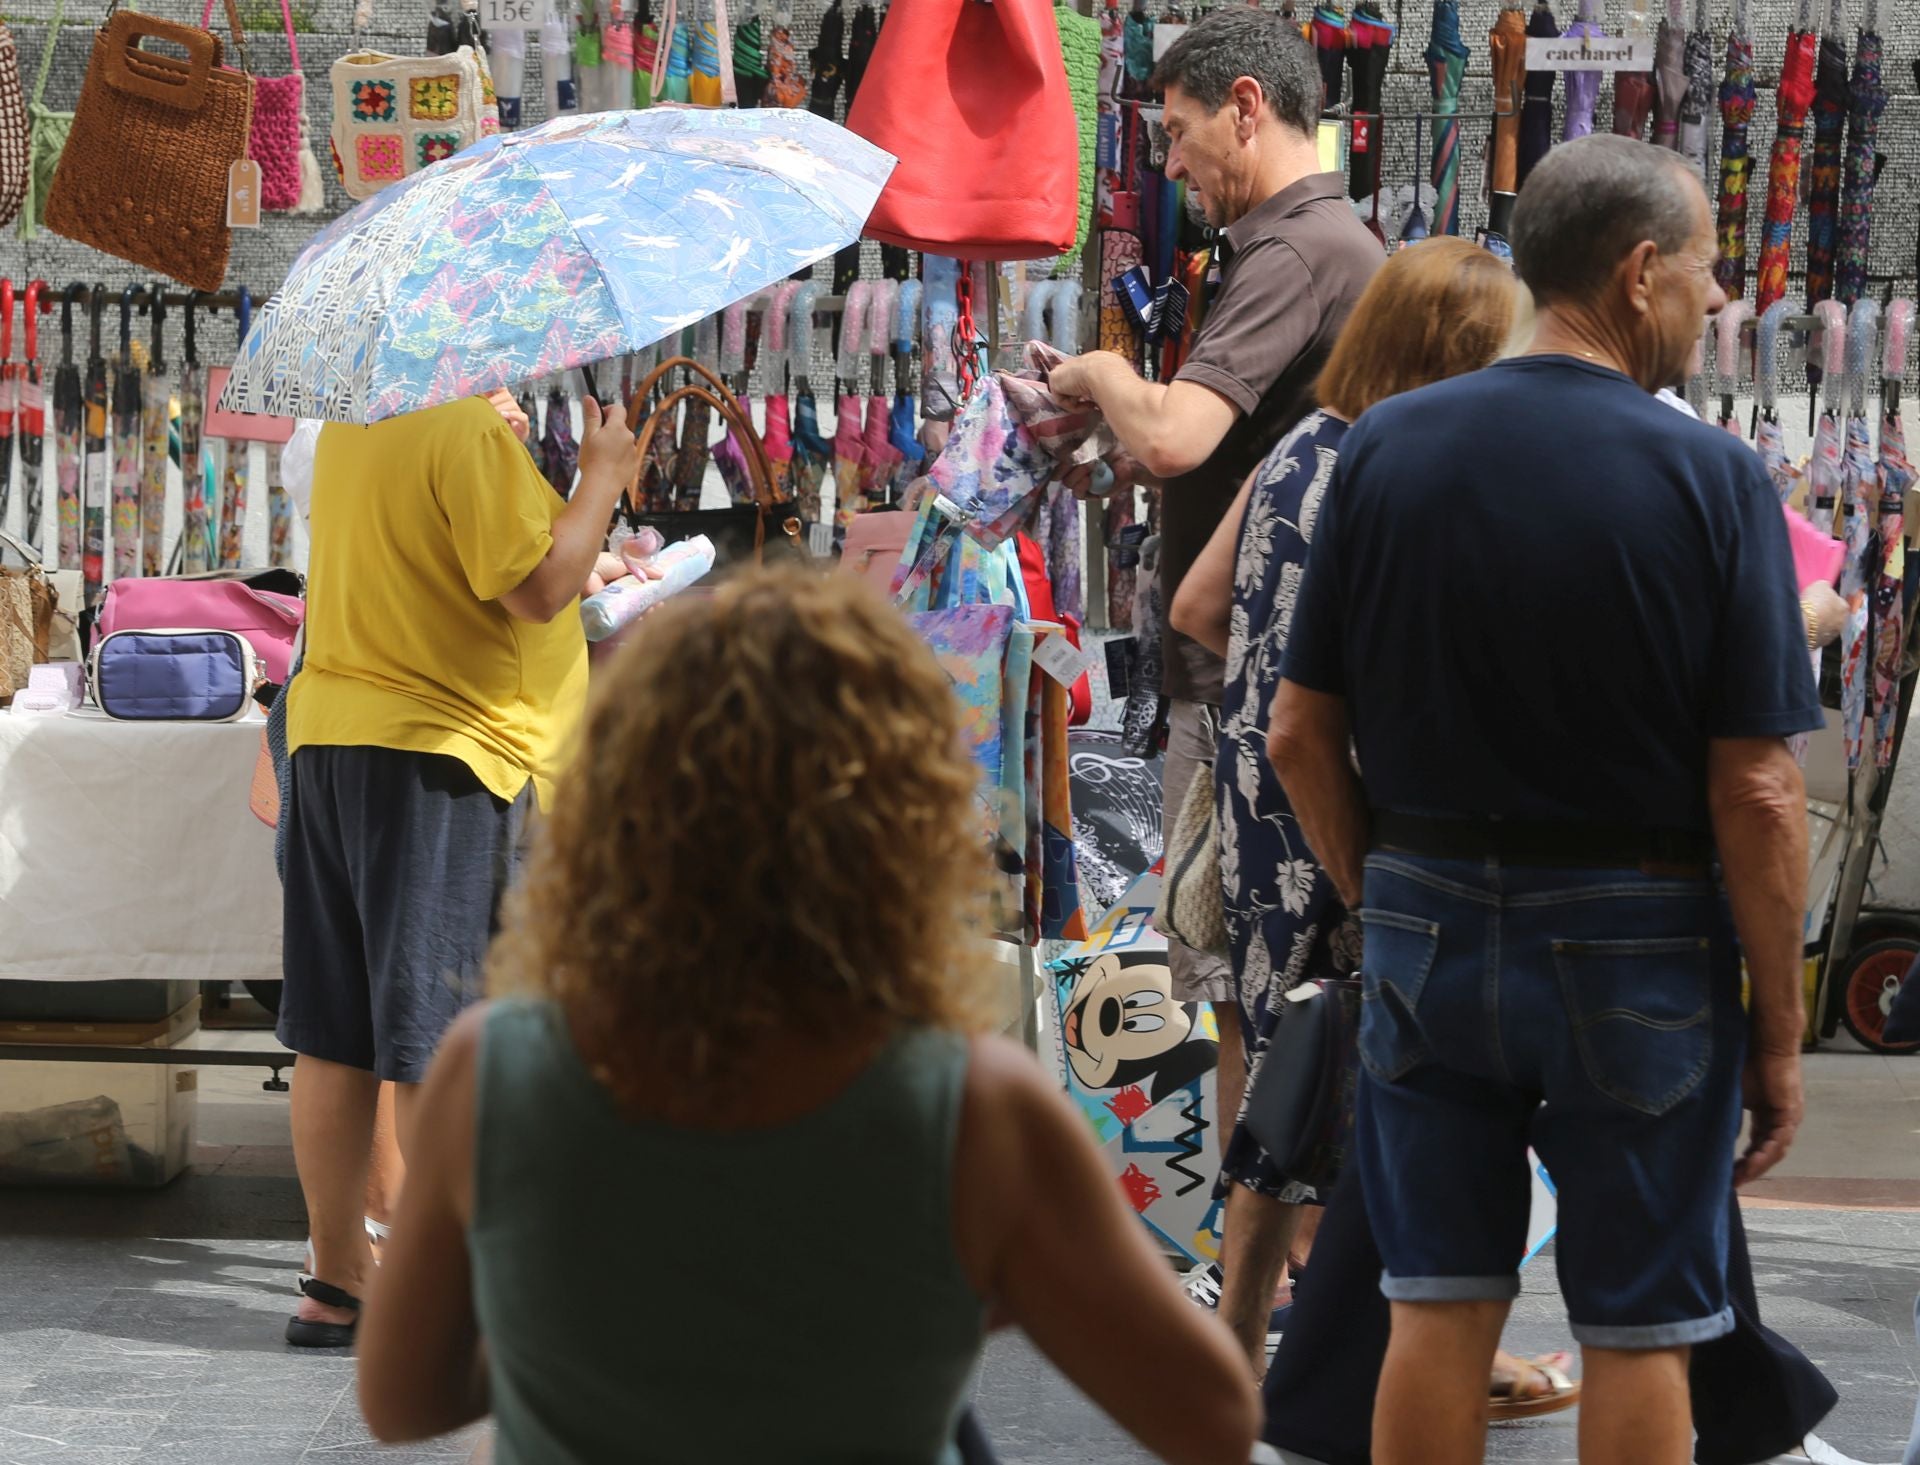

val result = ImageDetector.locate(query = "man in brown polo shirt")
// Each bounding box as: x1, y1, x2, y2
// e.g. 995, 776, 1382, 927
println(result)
1051, 4, 1381, 1263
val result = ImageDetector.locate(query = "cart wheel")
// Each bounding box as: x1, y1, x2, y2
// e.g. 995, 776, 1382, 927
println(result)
1850, 913, 1920, 949
1836, 938, 1920, 1054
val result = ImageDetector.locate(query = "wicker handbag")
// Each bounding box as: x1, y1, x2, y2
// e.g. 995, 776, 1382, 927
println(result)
44, 0, 255, 292
0, 529, 55, 706
0, 23, 29, 229
621, 357, 804, 568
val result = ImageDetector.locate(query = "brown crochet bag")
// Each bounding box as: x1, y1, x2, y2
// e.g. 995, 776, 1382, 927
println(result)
44, 0, 255, 292
0, 23, 29, 229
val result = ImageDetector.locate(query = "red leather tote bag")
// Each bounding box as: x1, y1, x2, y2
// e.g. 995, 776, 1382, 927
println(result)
844, 0, 1078, 259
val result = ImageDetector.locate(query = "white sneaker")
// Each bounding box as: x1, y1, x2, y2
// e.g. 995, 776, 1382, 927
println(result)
1786, 1435, 1896, 1465
1182, 1261, 1223, 1309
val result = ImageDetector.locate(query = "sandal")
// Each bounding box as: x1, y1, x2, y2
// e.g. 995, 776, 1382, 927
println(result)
298, 1216, 389, 1293
285, 1277, 362, 1349
1489, 1352, 1580, 1421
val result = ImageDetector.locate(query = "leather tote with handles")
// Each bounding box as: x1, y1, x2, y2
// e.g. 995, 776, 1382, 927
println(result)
44, 0, 256, 291
620, 357, 805, 568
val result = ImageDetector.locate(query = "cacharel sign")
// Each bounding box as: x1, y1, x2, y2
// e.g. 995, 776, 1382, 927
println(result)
1525, 34, 1657, 70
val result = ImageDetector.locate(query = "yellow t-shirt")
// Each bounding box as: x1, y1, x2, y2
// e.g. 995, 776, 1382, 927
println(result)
288, 398, 587, 810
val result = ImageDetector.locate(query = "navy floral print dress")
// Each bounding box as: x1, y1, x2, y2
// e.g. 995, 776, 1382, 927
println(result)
1215, 409, 1356, 1202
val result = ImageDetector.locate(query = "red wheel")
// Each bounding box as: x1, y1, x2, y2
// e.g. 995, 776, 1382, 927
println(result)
1837, 938, 1920, 1054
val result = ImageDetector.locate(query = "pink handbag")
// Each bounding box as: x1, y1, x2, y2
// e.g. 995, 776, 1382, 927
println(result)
202, 0, 323, 213
838, 509, 913, 599
98, 576, 303, 684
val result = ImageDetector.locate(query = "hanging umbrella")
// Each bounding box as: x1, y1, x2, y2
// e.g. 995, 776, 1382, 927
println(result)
267, 442, 294, 568
52, 286, 82, 572
1347, 5, 1394, 204
1650, 5, 1687, 149
788, 284, 833, 530
1834, 3, 1886, 305
732, 10, 767, 108
1807, 300, 1850, 535
19, 281, 47, 552
1561, 1, 1604, 140
1612, 68, 1655, 140
831, 283, 869, 519
888, 278, 925, 502
1425, 0, 1469, 238
808, 0, 845, 118
1715, 299, 1753, 436
1518, 2, 1559, 188
1755, 19, 1819, 316
1838, 300, 1879, 770
1678, 0, 1714, 173
110, 289, 142, 583
1804, 6, 1850, 309
761, 281, 799, 500
1715, 4, 1757, 299
1488, 2, 1528, 226
139, 287, 169, 577
215, 292, 252, 570
222, 108, 895, 425
1401, 114, 1429, 243
1754, 300, 1804, 503
763, 10, 807, 108
179, 295, 212, 574
1872, 300, 1914, 767
1313, 4, 1349, 112
0, 282, 16, 535
855, 278, 901, 513
81, 287, 109, 608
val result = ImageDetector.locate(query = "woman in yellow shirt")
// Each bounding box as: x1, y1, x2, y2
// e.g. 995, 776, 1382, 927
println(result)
281, 391, 640, 1348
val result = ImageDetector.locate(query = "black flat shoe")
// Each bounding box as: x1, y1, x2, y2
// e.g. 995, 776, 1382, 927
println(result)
285, 1276, 361, 1349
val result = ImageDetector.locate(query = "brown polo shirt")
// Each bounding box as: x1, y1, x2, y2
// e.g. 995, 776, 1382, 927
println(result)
1160, 170, 1383, 704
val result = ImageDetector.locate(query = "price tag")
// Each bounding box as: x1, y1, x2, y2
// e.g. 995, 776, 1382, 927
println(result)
1033, 629, 1093, 688
227, 160, 262, 230
1351, 115, 1372, 156
480, 0, 541, 30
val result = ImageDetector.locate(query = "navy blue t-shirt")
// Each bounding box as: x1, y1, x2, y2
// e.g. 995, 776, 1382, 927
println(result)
1280, 355, 1823, 834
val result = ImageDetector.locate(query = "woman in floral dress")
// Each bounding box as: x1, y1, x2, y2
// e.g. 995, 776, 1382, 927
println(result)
1172, 238, 1525, 1373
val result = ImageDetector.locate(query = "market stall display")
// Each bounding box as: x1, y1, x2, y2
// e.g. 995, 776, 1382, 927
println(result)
1561, 0, 1604, 141
1716, 2, 1756, 298
1835, 0, 1886, 306
1755, 4, 1819, 315
1424, 0, 1469, 238
1805, 0, 1850, 311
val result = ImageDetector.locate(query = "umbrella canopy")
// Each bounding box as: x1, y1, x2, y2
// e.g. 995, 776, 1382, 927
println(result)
1804, 17, 1850, 307
52, 289, 81, 572
1835, 17, 1886, 304
110, 293, 141, 583
222, 108, 896, 425
1678, 0, 1713, 173
1715, 11, 1757, 298
19, 283, 46, 551
139, 299, 169, 577
178, 299, 212, 574
1313, 5, 1349, 112
1488, 4, 1527, 198
1755, 26, 1820, 316
1518, 2, 1559, 188
1561, 16, 1604, 140
1346, 6, 1394, 204
1651, 11, 1687, 149
1425, 0, 1470, 237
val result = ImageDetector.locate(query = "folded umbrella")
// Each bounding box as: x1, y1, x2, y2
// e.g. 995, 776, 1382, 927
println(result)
1313, 4, 1349, 112
1873, 300, 1914, 767
215, 292, 252, 570
178, 294, 212, 573
140, 288, 169, 576
81, 287, 109, 606
1560, 3, 1604, 140
1716, 4, 1757, 298
1612, 68, 1654, 140
1835, 5, 1885, 305
1807, 300, 1849, 535
1518, 1, 1559, 188
831, 281, 869, 520
222, 109, 896, 425
267, 442, 295, 568
1425, 0, 1469, 238
858, 279, 901, 511
52, 286, 82, 572
1677, 0, 1713, 173
1753, 300, 1804, 504
1488, 3, 1527, 210
541, 379, 579, 498
1714, 300, 1752, 437
761, 281, 800, 499
19, 281, 46, 551
110, 289, 142, 582
788, 284, 833, 530
1347, 6, 1393, 205
1755, 13, 1819, 316
1401, 114, 1429, 243
1804, 7, 1850, 308
1839, 300, 1879, 771
0, 283, 15, 534
1650, 4, 1687, 149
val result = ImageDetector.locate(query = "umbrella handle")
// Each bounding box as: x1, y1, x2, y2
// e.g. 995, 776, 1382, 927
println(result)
1756, 298, 1792, 410
0, 281, 13, 366
1847, 298, 1880, 416
1716, 300, 1752, 391
1815, 298, 1848, 411
61, 283, 84, 367
24, 281, 45, 365
1884, 301, 1913, 384
87, 284, 105, 370
145, 282, 167, 377
183, 292, 200, 369
788, 282, 820, 390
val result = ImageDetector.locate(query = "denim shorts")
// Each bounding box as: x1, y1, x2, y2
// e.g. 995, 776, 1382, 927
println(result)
1354, 851, 1745, 1350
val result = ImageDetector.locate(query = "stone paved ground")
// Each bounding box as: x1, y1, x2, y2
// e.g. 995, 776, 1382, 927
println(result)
1, 1049, 1916, 1462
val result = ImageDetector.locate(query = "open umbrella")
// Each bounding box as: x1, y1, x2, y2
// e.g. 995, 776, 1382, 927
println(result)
1804, 2, 1850, 309
216, 292, 252, 570
1518, 1, 1559, 189
1347, 5, 1394, 204
82, 287, 108, 608
53, 286, 82, 572
140, 289, 168, 576
1487, 2, 1527, 238
19, 281, 47, 552
1834, 1, 1885, 305
179, 294, 212, 574
0, 283, 16, 534
1715, 2, 1756, 298
1678, 0, 1713, 173
1561, 0, 1603, 140
1872, 300, 1913, 767
110, 289, 142, 583
224, 108, 895, 425
1313, 4, 1349, 112
1839, 299, 1879, 770
1650, 2, 1687, 150
1754, 11, 1819, 316
1754, 300, 1803, 503
1425, 0, 1469, 238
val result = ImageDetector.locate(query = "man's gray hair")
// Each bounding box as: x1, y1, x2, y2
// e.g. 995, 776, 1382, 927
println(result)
1510, 135, 1701, 306
1151, 7, 1321, 139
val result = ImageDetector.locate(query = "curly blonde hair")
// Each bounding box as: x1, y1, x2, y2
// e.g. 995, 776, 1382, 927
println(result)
488, 566, 997, 1100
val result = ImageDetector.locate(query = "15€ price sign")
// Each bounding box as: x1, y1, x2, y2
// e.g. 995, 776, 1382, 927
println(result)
479, 0, 540, 30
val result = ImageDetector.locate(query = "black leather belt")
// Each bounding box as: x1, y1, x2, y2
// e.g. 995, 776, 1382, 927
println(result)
1371, 811, 1715, 872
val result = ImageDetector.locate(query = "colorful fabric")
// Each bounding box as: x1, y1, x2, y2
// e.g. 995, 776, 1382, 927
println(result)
1055, 2, 1101, 276
1040, 669, 1087, 941
1835, 27, 1886, 306
140, 374, 168, 576
1840, 413, 1875, 769
268, 443, 296, 569
216, 437, 248, 570
1424, 0, 1469, 237
1874, 412, 1912, 767
1754, 415, 1803, 506
1756, 29, 1818, 315
1611, 69, 1653, 139
1560, 19, 1603, 140
110, 367, 140, 582
223, 109, 894, 424
1808, 412, 1843, 534
1715, 26, 1755, 299
1805, 30, 1849, 307
1679, 23, 1713, 173
907, 602, 1017, 907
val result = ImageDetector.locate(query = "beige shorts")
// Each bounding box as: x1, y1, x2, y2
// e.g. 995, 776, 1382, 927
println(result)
1163, 698, 1233, 1005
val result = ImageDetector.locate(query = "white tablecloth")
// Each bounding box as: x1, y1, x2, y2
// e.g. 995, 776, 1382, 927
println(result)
0, 709, 282, 982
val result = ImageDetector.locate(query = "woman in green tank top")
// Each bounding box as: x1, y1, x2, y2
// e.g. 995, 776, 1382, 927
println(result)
356, 568, 1260, 1465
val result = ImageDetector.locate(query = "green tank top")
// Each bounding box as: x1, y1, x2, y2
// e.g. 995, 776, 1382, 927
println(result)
474, 999, 987, 1465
